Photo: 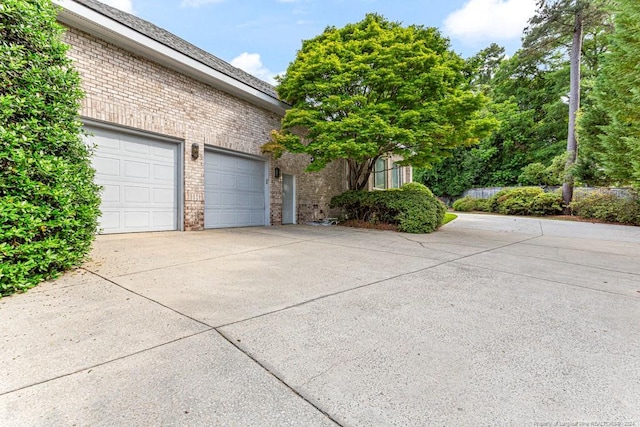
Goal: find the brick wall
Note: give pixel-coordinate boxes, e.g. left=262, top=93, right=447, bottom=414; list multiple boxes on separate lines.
left=64, top=28, right=343, bottom=230
left=269, top=155, right=346, bottom=225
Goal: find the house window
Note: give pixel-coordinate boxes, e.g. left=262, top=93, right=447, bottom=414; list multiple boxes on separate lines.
left=374, top=158, right=386, bottom=189
left=391, top=163, right=402, bottom=188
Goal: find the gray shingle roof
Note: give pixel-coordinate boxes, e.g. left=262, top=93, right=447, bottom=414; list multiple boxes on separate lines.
left=71, top=0, right=279, bottom=100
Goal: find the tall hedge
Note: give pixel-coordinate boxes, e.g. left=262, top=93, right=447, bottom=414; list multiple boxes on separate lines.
left=0, top=0, right=101, bottom=296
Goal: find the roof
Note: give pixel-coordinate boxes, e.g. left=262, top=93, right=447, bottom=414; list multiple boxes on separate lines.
left=65, top=0, right=279, bottom=101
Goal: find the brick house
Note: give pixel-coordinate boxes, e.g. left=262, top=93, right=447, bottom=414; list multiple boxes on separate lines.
left=54, top=0, right=411, bottom=233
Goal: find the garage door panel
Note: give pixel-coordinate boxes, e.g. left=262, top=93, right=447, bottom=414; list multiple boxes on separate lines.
left=86, top=125, right=179, bottom=234
left=91, top=131, right=120, bottom=151
left=153, top=164, right=174, bottom=181
left=220, top=173, right=236, bottom=189
left=123, top=211, right=150, bottom=229
left=251, top=195, right=264, bottom=208
left=152, top=142, right=176, bottom=159
left=124, top=186, right=150, bottom=204
left=237, top=194, right=252, bottom=208
left=93, top=157, right=121, bottom=177
left=101, top=185, right=120, bottom=203
left=250, top=211, right=264, bottom=225
left=220, top=192, right=237, bottom=207
left=204, top=150, right=266, bottom=228
left=152, top=211, right=176, bottom=227
left=99, top=211, right=120, bottom=231
left=236, top=212, right=250, bottom=225
left=251, top=176, right=263, bottom=189
left=153, top=188, right=175, bottom=204
left=124, top=137, right=151, bottom=155
left=124, top=160, right=150, bottom=179
left=237, top=175, right=251, bottom=189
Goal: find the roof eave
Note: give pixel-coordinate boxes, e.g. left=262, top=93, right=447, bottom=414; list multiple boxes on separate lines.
left=53, top=0, right=288, bottom=116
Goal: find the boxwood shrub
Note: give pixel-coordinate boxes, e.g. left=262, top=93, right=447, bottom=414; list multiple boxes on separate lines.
left=1, top=0, right=101, bottom=296
left=330, top=183, right=446, bottom=233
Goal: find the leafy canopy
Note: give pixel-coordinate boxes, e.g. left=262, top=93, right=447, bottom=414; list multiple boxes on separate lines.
left=0, top=0, right=101, bottom=296
left=272, top=14, right=495, bottom=190
left=579, top=0, right=640, bottom=187
left=417, top=1, right=615, bottom=197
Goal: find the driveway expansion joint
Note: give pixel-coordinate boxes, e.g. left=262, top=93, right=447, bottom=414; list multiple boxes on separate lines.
left=82, top=268, right=214, bottom=329
left=214, top=328, right=344, bottom=427
left=453, top=260, right=640, bottom=299
left=0, top=329, right=214, bottom=397
left=216, top=234, right=543, bottom=330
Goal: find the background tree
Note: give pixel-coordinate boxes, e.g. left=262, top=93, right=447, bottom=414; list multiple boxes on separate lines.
left=523, top=0, right=613, bottom=204
left=418, top=45, right=570, bottom=195
left=270, top=14, right=495, bottom=191
left=417, top=1, right=614, bottom=199
left=0, top=0, right=101, bottom=296
left=579, top=0, right=640, bottom=187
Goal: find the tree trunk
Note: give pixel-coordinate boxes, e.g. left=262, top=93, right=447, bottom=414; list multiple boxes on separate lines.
left=347, top=158, right=375, bottom=191
left=563, top=7, right=583, bottom=208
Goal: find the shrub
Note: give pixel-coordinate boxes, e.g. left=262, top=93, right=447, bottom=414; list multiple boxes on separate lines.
left=475, top=198, right=490, bottom=212
left=518, top=154, right=567, bottom=186
left=530, top=192, right=564, bottom=215
left=570, top=191, right=640, bottom=225
left=400, top=182, right=435, bottom=196
left=0, top=0, right=101, bottom=296
left=452, top=196, right=478, bottom=212
left=330, top=183, right=445, bottom=233
left=518, top=163, right=550, bottom=186
left=489, top=187, right=564, bottom=216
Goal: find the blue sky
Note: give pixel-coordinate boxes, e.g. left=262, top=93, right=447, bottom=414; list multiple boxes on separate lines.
left=100, top=0, right=537, bottom=84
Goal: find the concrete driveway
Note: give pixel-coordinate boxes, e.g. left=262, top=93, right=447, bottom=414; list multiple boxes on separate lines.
left=1, top=213, right=639, bottom=426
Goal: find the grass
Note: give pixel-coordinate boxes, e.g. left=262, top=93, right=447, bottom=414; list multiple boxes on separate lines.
left=442, top=212, right=457, bottom=225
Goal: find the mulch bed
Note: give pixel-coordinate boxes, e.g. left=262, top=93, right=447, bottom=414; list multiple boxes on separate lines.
left=339, top=219, right=398, bottom=231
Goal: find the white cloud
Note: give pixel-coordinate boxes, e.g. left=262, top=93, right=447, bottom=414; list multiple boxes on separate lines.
left=180, top=0, right=225, bottom=7
left=99, top=0, right=134, bottom=13
left=444, top=0, right=537, bottom=43
left=230, top=52, right=280, bottom=85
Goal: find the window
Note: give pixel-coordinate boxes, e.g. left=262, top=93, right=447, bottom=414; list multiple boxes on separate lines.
left=374, top=158, right=386, bottom=189
left=391, top=163, right=402, bottom=188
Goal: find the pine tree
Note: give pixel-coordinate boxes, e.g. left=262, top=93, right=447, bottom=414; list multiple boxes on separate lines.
left=580, top=0, right=640, bottom=187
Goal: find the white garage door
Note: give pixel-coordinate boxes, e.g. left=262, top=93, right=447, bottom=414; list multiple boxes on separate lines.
left=204, top=150, right=266, bottom=228
left=86, top=126, right=179, bottom=234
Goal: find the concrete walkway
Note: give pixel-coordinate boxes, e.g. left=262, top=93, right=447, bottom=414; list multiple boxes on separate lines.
left=1, top=214, right=639, bottom=426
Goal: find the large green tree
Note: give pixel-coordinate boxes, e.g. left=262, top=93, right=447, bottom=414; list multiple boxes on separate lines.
left=271, top=14, right=495, bottom=191
left=523, top=0, right=613, bottom=204
left=579, top=0, right=640, bottom=187
left=0, top=0, right=101, bottom=295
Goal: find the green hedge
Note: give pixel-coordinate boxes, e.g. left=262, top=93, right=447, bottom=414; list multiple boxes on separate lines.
left=330, top=183, right=446, bottom=233
left=570, top=192, right=640, bottom=225
left=452, top=196, right=489, bottom=212
left=489, top=187, right=564, bottom=216
left=453, top=187, right=564, bottom=216
left=1, top=0, right=101, bottom=296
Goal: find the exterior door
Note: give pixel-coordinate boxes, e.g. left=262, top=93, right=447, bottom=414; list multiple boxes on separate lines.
left=282, top=174, right=295, bottom=224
